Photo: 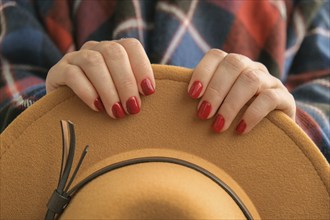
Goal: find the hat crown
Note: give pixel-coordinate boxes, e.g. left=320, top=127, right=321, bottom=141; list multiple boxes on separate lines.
left=61, top=158, right=250, bottom=219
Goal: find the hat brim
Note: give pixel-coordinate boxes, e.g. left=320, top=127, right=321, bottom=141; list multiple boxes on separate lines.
left=1, top=65, right=329, bottom=219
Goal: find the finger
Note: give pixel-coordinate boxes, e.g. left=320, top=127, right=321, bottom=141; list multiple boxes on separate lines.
left=236, top=88, right=296, bottom=134
left=47, top=63, right=101, bottom=112
left=197, top=53, right=252, bottom=120
left=188, top=49, right=227, bottom=99
left=80, top=41, right=99, bottom=50
left=66, top=50, right=126, bottom=119
left=94, top=41, right=141, bottom=114
left=117, top=38, right=155, bottom=96
left=46, top=64, right=65, bottom=93
left=212, top=68, right=278, bottom=133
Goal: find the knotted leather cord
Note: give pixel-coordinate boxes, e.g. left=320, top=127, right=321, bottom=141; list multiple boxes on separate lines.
left=45, top=121, right=253, bottom=220
left=45, top=121, right=88, bottom=220
left=58, top=121, right=69, bottom=187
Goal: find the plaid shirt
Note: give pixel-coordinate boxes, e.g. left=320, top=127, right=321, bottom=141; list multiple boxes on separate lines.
left=0, top=0, right=329, bottom=162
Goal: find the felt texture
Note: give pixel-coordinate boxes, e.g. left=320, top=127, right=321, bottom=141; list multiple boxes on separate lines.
left=60, top=149, right=260, bottom=219
left=61, top=157, right=248, bottom=219
left=0, top=64, right=329, bottom=219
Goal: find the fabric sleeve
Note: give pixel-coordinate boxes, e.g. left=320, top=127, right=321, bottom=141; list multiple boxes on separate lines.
left=285, top=1, right=330, bottom=162
left=0, top=0, right=72, bottom=132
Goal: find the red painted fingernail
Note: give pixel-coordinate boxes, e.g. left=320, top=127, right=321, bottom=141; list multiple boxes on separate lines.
left=112, top=102, right=125, bottom=118
left=212, top=114, right=225, bottom=133
left=188, top=81, right=203, bottom=99
left=126, top=96, right=140, bottom=114
left=94, top=97, right=104, bottom=112
left=197, top=101, right=212, bottom=119
left=141, top=78, right=155, bottom=95
left=236, top=120, right=247, bottom=134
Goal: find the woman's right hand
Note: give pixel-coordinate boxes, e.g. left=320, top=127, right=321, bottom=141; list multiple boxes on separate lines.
left=46, top=38, right=155, bottom=119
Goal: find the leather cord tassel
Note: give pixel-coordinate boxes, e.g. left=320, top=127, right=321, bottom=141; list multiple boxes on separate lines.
left=45, top=121, right=89, bottom=220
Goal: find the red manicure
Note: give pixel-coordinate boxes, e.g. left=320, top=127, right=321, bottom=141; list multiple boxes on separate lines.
left=112, top=102, right=125, bottom=119
left=126, top=96, right=140, bottom=114
left=236, top=120, right=247, bottom=134
left=94, top=97, right=105, bottom=112
left=197, top=101, right=212, bottom=119
left=212, top=114, right=225, bottom=133
left=141, top=78, right=155, bottom=95
left=188, top=81, right=203, bottom=99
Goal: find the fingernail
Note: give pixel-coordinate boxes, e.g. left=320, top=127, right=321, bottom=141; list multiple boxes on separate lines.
left=94, top=97, right=105, bottom=112
left=112, top=102, right=125, bottom=118
left=197, top=101, right=212, bottom=119
left=188, top=81, right=203, bottom=99
left=236, top=120, right=247, bottom=134
left=126, top=96, right=140, bottom=114
left=141, top=78, right=155, bottom=95
left=212, top=114, right=225, bottom=133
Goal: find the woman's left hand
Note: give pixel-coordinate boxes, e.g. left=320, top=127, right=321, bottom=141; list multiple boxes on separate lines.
left=188, top=49, right=296, bottom=134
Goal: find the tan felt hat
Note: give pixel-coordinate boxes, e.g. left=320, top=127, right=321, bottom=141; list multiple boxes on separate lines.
left=1, top=65, right=329, bottom=219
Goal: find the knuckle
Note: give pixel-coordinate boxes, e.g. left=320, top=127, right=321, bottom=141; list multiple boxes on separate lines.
left=121, top=38, right=142, bottom=48
left=116, top=78, right=136, bottom=90
left=275, top=78, right=284, bottom=87
left=288, top=93, right=295, bottom=103
left=241, top=69, right=260, bottom=85
left=223, top=53, right=248, bottom=71
left=206, top=84, right=223, bottom=98
left=101, top=41, right=126, bottom=60
left=255, top=62, right=268, bottom=72
left=80, top=50, right=103, bottom=65
left=63, top=52, right=74, bottom=61
left=81, top=41, right=97, bottom=49
left=207, top=49, right=226, bottom=58
left=284, top=91, right=296, bottom=106
left=221, top=101, right=238, bottom=115
left=134, top=62, right=151, bottom=76
left=268, top=74, right=282, bottom=86
left=246, top=106, right=261, bottom=120
left=262, top=90, right=278, bottom=104
left=47, top=65, right=57, bottom=76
